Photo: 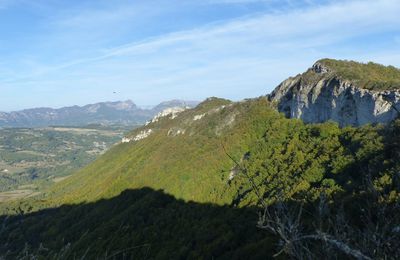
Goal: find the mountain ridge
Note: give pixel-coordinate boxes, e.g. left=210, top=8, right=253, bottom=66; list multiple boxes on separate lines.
left=0, top=99, right=199, bottom=128
left=25, top=59, right=400, bottom=205
left=2, top=90, right=399, bottom=259
left=1, top=59, right=399, bottom=259
left=268, top=59, right=400, bottom=126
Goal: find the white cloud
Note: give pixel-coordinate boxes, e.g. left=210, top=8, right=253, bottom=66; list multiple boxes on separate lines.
left=1, top=0, right=400, bottom=109
left=79, top=0, right=396, bottom=56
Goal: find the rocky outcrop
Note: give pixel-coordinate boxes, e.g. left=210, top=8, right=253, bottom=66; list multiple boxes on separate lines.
left=268, top=61, right=400, bottom=126
left=146, top=107, right=188, bottom=125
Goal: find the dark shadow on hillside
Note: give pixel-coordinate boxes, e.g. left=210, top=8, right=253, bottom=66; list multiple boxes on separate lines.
left=0, top=188, right=275, bottom=259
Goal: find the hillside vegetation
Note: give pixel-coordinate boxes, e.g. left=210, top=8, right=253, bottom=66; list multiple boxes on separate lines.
left=318, top=58, right=400, bottom=90
left=0, top=96, right=399, bottom=259
left=41, top=98, right=265, bottom=205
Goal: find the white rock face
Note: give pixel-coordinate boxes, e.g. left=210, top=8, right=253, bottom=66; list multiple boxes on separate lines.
left=133, top=129, right=153, bottom=141
left=269, top=63, right=400, bottom=126
left=146, top=107, right=187, bottom=125
left=121, top=137, right=131, bottom=143
left=228, top=168, right=238, bottom=181
left=122, top=129, right=153, bottom=143
left=193, top=114, right=205, bottom=121
left=192, top=105, right=227, bottom=122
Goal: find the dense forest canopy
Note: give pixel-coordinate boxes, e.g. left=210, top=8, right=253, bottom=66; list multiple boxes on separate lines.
left=317, top=59, right=400, bottom=90
left=0, top=97, right=399, bottom=259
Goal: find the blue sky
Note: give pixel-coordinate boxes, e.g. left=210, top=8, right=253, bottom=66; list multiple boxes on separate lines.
left=0, top=0, right=399, bottom=111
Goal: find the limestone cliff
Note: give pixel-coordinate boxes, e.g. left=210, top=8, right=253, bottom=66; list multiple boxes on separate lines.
left=268, top=59, right=400, bottom=126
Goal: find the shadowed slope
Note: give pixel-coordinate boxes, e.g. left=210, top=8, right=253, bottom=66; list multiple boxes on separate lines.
left=0, top=188, right=274, bottom=259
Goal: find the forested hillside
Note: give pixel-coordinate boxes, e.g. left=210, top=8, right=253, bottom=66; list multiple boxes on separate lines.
left=317, top=59, right=400, bottom=90
left=1, top=0, right=399, bottom=256
left=0, top=97, right=399, bottom=259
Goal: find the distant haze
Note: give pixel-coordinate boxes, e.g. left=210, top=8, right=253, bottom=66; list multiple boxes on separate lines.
left=0, top=100, right=199, bottom=128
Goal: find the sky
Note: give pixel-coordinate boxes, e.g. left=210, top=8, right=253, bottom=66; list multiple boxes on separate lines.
left=0, top=0, right=399, bottom=111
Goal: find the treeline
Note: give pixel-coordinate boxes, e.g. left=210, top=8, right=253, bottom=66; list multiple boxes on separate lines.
left=318, top=58, right=400, bottom=90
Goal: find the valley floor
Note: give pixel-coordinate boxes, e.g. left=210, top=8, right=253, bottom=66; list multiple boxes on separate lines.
left=0, top=126, right=130, bottom=199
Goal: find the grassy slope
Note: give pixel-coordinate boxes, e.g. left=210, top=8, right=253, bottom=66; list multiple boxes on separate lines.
left=42, top=98, right=278, bottom=206
left=21, top=96, right=400, bottom=208
left=317, top=58, right=400, bottom=90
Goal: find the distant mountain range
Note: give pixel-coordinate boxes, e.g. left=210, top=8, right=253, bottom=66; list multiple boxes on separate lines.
left=0, top=100, right=199, bottom=128
left=1, top=59, right=400, bottom=258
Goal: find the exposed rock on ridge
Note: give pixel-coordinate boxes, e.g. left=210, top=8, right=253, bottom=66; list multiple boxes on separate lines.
left=268, top=60, right=400, bottom=126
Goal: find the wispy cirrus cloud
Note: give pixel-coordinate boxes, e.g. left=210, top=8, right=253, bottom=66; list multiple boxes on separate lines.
left=15, top=0, right=398, bottom=75
left=0, top=0, right=399, bottom=110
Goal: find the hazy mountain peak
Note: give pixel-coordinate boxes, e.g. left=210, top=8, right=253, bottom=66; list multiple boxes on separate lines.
left=0, top=100, right=198, bottom=128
